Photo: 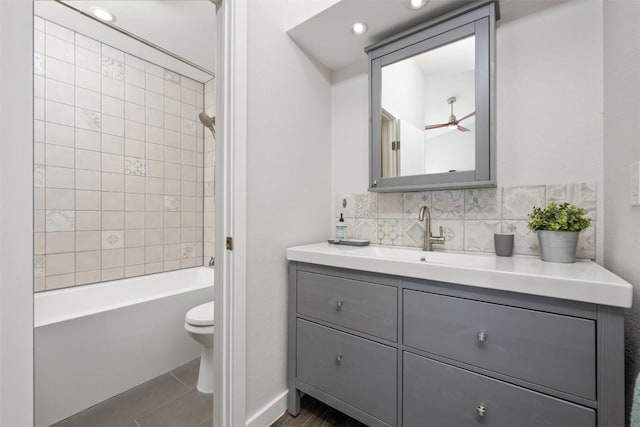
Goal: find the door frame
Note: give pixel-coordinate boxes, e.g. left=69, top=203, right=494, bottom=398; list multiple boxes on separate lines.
left=214, top=0, right=248, bottom=426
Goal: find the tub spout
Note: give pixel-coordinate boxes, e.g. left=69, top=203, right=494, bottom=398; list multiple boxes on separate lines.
left=208, top=257, right=215, bottom=267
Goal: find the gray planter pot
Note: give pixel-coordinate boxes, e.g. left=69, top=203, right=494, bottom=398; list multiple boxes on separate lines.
left=536, top=230, right=579, bottom=263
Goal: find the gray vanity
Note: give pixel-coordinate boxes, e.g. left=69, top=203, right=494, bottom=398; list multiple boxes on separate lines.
left=287, top=244, right=631, bottom=427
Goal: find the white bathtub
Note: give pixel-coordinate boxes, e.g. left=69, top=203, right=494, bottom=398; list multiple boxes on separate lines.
left=34, top=267, right=214, bottom=427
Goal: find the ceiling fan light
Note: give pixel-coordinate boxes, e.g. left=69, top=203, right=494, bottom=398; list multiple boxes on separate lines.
left=447, top=123, right=458, bottom=130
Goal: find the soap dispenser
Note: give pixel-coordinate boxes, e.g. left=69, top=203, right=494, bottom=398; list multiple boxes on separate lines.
left=336, top=213, right=348, bottom=241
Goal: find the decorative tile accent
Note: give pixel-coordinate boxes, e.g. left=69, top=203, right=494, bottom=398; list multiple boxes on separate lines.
left=464, top=220, right=501, bottom=252
left=377, top=219, right=403, bottom=246
left=76, top=108, right=102, bottom=131
left=34, top=165, right=45, bottom=187
left=431, top=190, right=465, bottom=219
left=102, top=57, right=124, bottom=80
left=402, top=219, right=425, bottom=248
left=502, top=185, right=545, bottom=220
left=34, top=53, right=45, bottom=75
left=125, top=157, right=146, bottom=176
left=165, top=70, right=181, bottom=85
left=355, top=219, right=377, bottom=242
left=164, top=195, right=181, bottom=211
left=355, top=193, right=377, bottom=219
left=378, top=193, right=403, bottom=219
left=34, top=255, right=46, bottom=277
left=432, top=220, right=464, bottom=251
left=576, top=221, right=596, bottom=259
left=102, top=230, right=124, bottom=250
left=181, top=243, right=195, bottom=259
left=46, top=210, right=75, bottom=232
left=502, top=220, right=539, bottom=256
left=402, top=191, right=431, bottom=219
left=546, top=182, right=597, bottom=220
left=465, top=188, right=500, bottom=219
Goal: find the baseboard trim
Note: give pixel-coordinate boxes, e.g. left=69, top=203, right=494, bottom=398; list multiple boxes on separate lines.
left=245, top=390, right=288, bottom=427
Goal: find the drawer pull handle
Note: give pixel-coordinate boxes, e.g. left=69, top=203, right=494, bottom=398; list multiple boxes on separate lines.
left=336, top=354, right=343, bottom=362
left=336, top=299, right=343, bottom=310
left=477, top=331, right=487, bottom=342
left=476, top=405, right=486, bottom=417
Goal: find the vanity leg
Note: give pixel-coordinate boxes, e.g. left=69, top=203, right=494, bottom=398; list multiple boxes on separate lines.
left=287, top=388, right=301, bottom=416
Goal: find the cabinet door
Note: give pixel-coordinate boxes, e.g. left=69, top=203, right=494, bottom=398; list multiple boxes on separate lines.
left=297, top=271, right=397, bottom=341
left=403, top=352, right=596, bottom=427
left=403, top=290, right=595, bottom=399
left=297, top=319, right=397, bottom=425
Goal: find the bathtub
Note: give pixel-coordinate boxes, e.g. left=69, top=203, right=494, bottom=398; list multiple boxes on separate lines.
left=34, top=266, right=214, bottom=427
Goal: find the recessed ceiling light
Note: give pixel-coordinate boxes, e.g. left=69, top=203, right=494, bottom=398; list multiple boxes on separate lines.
left=408, top=0, right=429, bottom=10
left=91, top=7, right=115, bottom=22
left=351, top=21, right=368, bottom=35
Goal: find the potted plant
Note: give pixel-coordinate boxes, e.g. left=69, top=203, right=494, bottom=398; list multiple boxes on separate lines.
left=527, top=202, right=591, bottom=263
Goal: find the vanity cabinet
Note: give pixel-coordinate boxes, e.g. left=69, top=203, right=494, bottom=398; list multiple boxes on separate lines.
left=288, top=262, right=624, bottom=427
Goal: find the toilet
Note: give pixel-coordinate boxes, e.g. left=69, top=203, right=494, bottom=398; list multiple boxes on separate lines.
left=184, top=301, right=214, bottom=394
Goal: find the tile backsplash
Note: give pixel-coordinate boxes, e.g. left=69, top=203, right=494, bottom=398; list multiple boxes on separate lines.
left=34, top=17, right=210, bottom=291
left=335, top=183, right=597, bottom=259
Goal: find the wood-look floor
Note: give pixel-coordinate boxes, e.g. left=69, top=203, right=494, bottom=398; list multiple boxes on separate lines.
left=51, top=358, right=212, bottom=427
left=271, top=395, right=367, bottom=427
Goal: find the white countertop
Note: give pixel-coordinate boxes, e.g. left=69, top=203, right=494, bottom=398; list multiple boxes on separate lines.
left=287, top=243, right=633, bottom=308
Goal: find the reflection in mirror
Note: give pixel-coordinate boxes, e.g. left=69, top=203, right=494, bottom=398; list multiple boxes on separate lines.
left=381, top=35, right=475, bottom=177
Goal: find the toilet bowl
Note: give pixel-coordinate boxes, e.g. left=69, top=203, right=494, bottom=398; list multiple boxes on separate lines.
left=184, top=301, right=214, bottom=393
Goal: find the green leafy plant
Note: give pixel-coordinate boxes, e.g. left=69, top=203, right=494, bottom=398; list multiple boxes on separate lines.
left=527, top=202, right=591, bottom=232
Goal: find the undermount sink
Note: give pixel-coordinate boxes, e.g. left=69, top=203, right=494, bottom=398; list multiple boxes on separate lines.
left=348, top=246, right=497, bottom=268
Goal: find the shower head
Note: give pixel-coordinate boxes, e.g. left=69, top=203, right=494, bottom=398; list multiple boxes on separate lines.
left=199, top=113, right=216, bottom=138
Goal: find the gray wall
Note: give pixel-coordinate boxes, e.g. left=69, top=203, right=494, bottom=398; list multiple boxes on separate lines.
left=603, top=0, right=640, bottom=422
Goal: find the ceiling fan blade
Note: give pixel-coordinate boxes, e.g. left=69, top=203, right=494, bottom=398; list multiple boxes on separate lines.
left=424, top=123, right=448, bottom=130
left=457, top=125, right=471, bottom=132
left=458, top=111, right=476, bottom=122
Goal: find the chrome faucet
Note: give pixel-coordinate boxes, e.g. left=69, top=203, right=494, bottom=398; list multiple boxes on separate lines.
left=418, top=206, right=445, bottom=251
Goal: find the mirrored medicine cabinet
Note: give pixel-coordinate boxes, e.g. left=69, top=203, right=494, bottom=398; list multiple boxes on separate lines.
left=367, top=0, right=498, bottom=192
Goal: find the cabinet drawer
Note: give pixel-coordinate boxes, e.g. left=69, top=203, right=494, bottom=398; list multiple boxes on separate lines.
left=403, top=352, right=595, bottom=427
left=403, top=290, right=595, bottom=399
left=297, top=271, right=397, bottom=341
left=296, top=319, right=397, bottom=426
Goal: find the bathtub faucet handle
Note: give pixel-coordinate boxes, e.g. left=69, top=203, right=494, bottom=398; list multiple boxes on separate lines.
left=208, top=257, right=215, bottom=267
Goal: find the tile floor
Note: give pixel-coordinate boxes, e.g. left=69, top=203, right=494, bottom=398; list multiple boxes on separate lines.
left=271, top=395, right=365, bottom=427
left=52, top=358, right=212, bottom=427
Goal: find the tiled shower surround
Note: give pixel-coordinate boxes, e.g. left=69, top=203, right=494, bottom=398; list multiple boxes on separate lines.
left=335, top=183, right=597, bottom=259
left=33, top=17, right=213, bottom=291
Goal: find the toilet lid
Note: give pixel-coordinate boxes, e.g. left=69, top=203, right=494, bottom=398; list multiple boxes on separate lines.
left=186, top=302, right=214, bottom=326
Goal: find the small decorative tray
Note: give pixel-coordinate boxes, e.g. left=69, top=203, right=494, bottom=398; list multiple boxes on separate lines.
left=327, top=239, right=370, bottom=246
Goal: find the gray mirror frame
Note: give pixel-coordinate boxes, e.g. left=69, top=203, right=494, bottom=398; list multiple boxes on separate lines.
left=367, top=0, right=498, bottom=192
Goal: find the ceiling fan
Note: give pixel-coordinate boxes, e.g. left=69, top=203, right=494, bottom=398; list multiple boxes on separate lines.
left=424, top=96, right=475, bottom=132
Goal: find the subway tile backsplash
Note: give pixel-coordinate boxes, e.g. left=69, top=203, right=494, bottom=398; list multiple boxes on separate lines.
left=336, top=183, right=597, bottom=259
left=34, top=17, right=213, bottom=291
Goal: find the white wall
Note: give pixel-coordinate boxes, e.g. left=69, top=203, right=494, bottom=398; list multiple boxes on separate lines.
left=245, top=0, right=332, bottom=423
left=382, top=57, right=425, bottom=130
left=0, top=0, right=34, bottom=425
left=331, top=61, right=370, bottom=197
left=603, top=0, right=640, bottom=418
left=330, top=0, right=605, bottom=256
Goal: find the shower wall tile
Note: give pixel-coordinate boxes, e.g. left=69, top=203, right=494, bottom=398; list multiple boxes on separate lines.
left=341, top=182, right=597, bottom=259
left=76, top=270, right=101, bottom=286
left=35, top=17, right=207, bottom=291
